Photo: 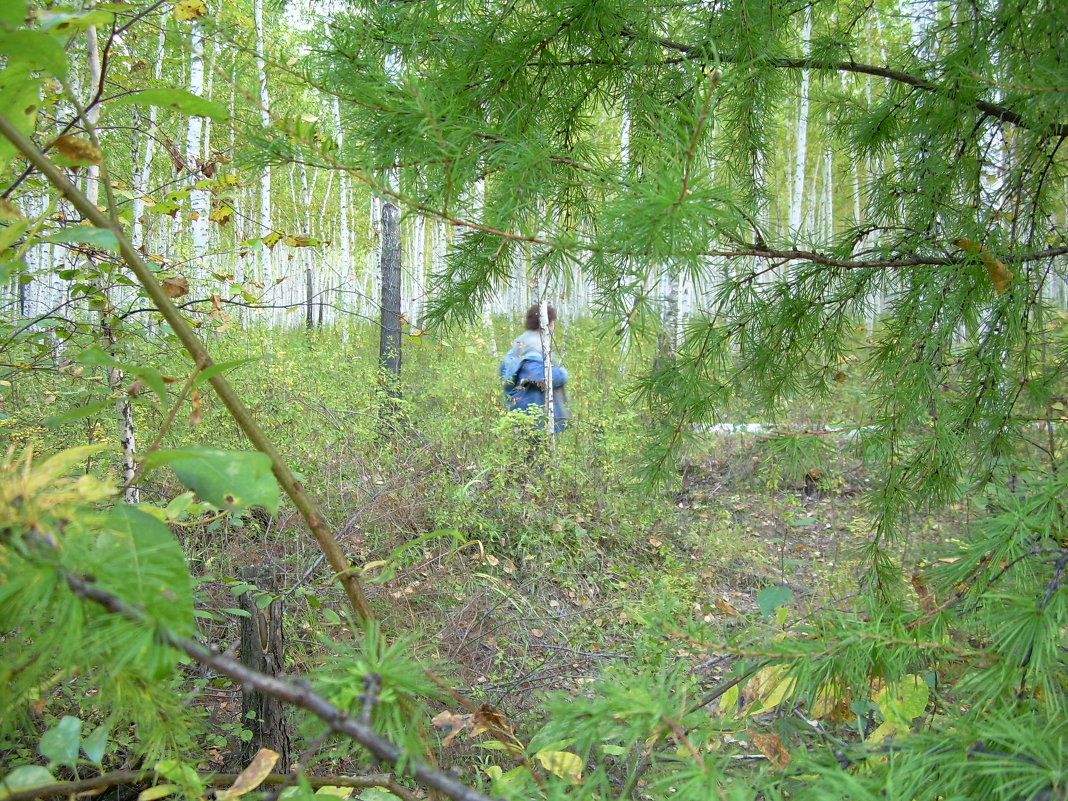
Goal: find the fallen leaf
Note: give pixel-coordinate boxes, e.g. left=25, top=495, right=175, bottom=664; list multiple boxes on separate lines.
left=431, top=709, right=470, bottom=746
left=138, top=785, right=181, bottom=801
left=216, top=748, right=278, bottom=800
left=749, top=732, right=792, bottom=770
left=471, top=704, right=513, bottom=739
left=534, top=750, right=583, bottom=783
left=313, top=788, right=352, bottom=799
left=715, top=597, right=741, bottom=616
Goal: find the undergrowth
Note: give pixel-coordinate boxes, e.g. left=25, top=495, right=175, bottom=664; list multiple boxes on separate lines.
left=2, top=319, right=1065, bottom=801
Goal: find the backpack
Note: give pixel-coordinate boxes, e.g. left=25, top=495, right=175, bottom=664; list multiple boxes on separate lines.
left=499, top=351, right=525, bottom=390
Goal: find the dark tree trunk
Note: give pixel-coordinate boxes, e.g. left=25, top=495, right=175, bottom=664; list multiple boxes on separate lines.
left=237, top=565, right=290, bottom=772
left=305, top=266, right=314, bottom=329
left=378, top=198, right=402, bottom=382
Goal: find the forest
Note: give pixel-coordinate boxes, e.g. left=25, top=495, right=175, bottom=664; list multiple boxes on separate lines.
left=1, top=0, right=1067, bottom=800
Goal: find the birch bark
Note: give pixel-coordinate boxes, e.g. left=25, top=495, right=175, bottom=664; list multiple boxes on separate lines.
left=186, top=21, right=210, bottom=262
left=88, top=27, right=138, bottom=502
left=788, top=7, right=812, bottom=241
left=254, top=0, right=272, bottom=286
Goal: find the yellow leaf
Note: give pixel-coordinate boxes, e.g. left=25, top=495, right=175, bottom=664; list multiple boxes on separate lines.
left=743, top=665, right=795, bottom=714
left=954, top=237, right=1013, bottom=294
left=865, top=720, right=898, bottom=745
left=216, top=748, right=279, bottom=800
left=534, top=750, right=583, bottom=783
left=27, top=445, right=107, bottom=495
left=137, top=785, right=182, bottom=801
left=314, top=788, right=352, bottom=799
left=172, top=0, right=207, bottom=21
left=52, top=135, right=102, bottom=166
left=262, top=232, right=283, bottom=249
left=208, top=205, right=233, bottom=225
left=713, top=683, right=739, bottom=718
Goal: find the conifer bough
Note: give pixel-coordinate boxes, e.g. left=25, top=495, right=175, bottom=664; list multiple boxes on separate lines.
left=0, top=113, right=374, bottom=623
left=62, top=571, right=495, bottom=801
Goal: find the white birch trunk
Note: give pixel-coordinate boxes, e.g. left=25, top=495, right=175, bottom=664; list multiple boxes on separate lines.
left=255, top=0, right=273, bottom=286
left=788, top=7, right=812, bottom=241
left=87, top=27, right=138, bottom=502
left=131, top=28, right=166, bottom=251
left=333, top=96, right=352, bottom=318
left=187, top=22, right=210, bottom=262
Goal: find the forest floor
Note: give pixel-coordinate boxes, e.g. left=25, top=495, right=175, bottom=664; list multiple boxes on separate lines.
left=183, top=425, right=965, bottom=775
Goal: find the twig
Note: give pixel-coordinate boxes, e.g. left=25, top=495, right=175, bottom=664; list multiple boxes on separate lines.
left=120, top=356, right=205, bottom=495
left=59, top=570, right=496, bottom=801
left=0, top=770, right=420, bottom=801
left=0, top=112, right=374, bottom=624
left=359, top=672, right=382, bottom=727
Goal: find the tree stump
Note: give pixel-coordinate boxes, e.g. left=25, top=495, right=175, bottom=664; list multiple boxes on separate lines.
left=237, top=564, right=291, bottom=772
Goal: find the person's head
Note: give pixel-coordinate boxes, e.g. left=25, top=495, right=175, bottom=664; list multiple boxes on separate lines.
left=525, top=304, right=557, bottom=331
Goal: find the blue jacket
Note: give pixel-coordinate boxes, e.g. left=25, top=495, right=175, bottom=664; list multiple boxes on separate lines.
left=500, top=344, right=569, bottom=432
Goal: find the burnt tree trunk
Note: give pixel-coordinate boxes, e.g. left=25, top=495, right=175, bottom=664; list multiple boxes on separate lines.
left=238, top=565, right=291, bottom=771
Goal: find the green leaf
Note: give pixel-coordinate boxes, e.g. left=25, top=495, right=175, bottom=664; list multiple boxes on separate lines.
left=39, top=9, right=113, bottom=33
left=44, top=398, right=114, bottom=427
left=144, top=447, right=280, bottom=513
left=97, top=506, right=194, bottom=637
left=0, top=0, right=28, bottom=27
left=0, top=219, right=30, bottom=253
left=39, top=715, right=81, bottom=766
left=0, top=30, right=67, bottom=79
left=81, top=723, right=109, bottom=764
left=113, top=89, right=230, bottom=122
left=164, top=491, right=196, bottom=521
left=128, top=364, right=167, bottom=402
left=0, top=260, right=25, bottom=283
left=193, top=358, right=256, bottom=388
left=756, top=585, right=793, bottom=617
left=41, top=226, right=120, bottom=253
left=0, top=67, right=40, bottom=174
left=0, top=766, right=56, bottom=799
left=874, top=674, right=929, bottom=726
left=77, top=345, right=122, bottom=368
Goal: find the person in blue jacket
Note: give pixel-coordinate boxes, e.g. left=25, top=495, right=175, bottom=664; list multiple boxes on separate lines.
left=500, top=304, right=570, bottom=432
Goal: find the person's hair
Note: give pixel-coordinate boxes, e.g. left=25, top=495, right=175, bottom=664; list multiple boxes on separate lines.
left=525, top=303, right=557, bottom=331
